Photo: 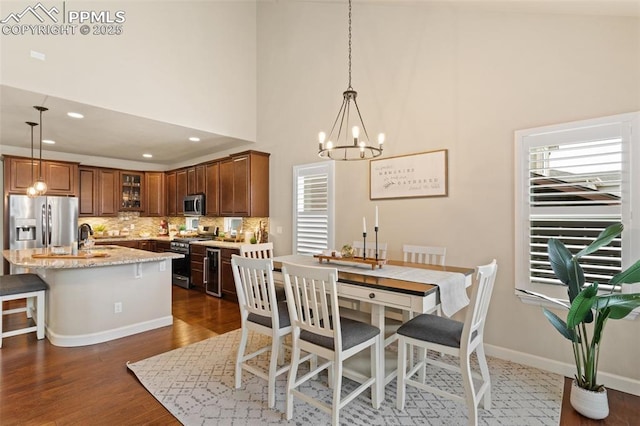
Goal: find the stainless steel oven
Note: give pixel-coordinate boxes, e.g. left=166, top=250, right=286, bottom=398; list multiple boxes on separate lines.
left=170, top=239, right=192, bottom=288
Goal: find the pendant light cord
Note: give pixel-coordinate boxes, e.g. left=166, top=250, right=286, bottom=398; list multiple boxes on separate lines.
left=38, top=108, right=43, bottom=180
left=347, top=0, right=352, bottom=90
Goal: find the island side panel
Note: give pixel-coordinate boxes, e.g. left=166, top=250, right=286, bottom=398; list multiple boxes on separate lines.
left=41, top=260, right=173, bottom=347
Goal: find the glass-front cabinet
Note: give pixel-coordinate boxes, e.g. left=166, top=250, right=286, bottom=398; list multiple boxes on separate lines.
left=120, top=171, right=144, bottom=211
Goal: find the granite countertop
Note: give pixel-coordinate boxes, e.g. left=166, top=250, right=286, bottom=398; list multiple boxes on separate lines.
left=190, top=240, right=244, bottom=249
left=2, top=246, right=183, bottom=269
left=93, top=235, right=172, bottom=242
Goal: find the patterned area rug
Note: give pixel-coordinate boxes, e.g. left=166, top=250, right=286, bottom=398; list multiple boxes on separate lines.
left=127, top=329, right=562, bottom=425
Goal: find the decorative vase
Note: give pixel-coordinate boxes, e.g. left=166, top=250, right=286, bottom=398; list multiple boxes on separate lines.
left=570, top=380, right=609, bottom=420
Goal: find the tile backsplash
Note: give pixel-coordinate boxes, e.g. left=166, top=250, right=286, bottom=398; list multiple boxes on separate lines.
left=79, top=212, right=269, bottom=240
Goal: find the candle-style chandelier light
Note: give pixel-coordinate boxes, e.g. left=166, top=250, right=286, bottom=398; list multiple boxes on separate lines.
left=317, top=0, right=385, bottom=161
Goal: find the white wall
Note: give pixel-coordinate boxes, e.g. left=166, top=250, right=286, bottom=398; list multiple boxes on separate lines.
left=256, top=2, right=640, bottom=390
left=0, top=0, right=257, bottom=141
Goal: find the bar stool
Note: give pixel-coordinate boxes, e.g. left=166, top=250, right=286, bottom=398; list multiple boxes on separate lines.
left=0, top=273, right=48, bottom=348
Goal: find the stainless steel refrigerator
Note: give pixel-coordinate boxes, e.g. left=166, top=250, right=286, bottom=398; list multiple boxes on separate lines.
left=9, top=195, right=78, bottom=250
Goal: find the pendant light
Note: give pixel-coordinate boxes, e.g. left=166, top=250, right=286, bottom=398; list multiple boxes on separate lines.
left=317, top=0, right=385, bottom=161
left=33, top=106, right=48, bottom=195
left=25, top=121, right=39, bottom=198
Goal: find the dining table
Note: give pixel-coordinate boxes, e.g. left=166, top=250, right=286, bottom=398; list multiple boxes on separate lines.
left=272, top=254, right=475, bottom=404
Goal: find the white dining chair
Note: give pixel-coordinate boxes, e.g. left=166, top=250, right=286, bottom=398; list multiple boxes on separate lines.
left=402, top=244, right=446, bottom=266
left=231, top=255, right=291, bottom=408
left=396, top=259, right=498, bottom=425
left=282, top=262, right=381, bottom=426
left=352, top=240, right=387, bottom=259
left=239, top=242, right=274, bottom=259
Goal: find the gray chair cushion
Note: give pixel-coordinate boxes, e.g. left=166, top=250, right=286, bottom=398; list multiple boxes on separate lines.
left=0, top=273, right=48, bottom=296
left=248, top=300, right=291, bottom=329
left=300, top=317, right=380, bottom=351
left=397, top=313, right=467, bottom=348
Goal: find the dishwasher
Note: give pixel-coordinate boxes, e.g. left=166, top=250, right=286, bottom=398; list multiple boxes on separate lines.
left=204, top=248, right=222, bottom=297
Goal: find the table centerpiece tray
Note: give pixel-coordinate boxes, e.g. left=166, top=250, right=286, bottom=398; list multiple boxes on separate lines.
left=313, top=254, right=386, bottom=270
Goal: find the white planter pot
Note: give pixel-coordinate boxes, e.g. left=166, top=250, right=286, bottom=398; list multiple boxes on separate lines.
left=570, top=380, right=609, bottom=420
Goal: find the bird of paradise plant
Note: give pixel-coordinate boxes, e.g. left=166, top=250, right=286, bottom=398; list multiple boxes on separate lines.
left=519, top=223, right=640, bottom=391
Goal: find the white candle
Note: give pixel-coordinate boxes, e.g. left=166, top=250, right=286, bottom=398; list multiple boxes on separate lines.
left=375, top=206, right=379, bottom=227
left=363, top=217, right=366, bottom=233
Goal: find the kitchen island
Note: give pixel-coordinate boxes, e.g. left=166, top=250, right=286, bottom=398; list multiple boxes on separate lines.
left=2, top=246, right=183, bottom=347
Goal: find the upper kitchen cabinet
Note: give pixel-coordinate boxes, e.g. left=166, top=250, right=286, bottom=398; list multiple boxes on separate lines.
left=165, top=171, right=177, bottom=216
left=176, top=169, right=187, bottom=215
left=205, top=161, right=220, bottom=217
left=186, top=165, right=206, bottom=194
left=219, top=151, right=270, bottom=217
left=143, top=172, right=165, bottom=217
left=3, top=155, right=78, bottom=196
left=78, top=166, right=118, bottom=217
left=119, top=171, right=144, bottom=211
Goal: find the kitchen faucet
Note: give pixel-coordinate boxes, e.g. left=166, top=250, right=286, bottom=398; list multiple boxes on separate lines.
left=78, top=223, right=93, bottom=248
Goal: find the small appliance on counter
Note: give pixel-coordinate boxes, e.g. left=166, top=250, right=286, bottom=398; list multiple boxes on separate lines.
left=158, top=220, right=169, bottom=236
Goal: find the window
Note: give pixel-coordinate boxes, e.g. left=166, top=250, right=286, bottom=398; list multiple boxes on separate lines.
left=292, top=161, right=335, bottom=255
left=515, top=112, right=640, bottom=302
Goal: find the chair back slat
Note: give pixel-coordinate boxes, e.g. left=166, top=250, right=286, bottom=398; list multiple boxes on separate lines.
left=231, top=255, right=279, bottom=327
left=282, top=262, right=341, bottom=350
left=463, top=259, right=498, bottom=343
left=402, top=244, right=446, bottom=266
left=240, top=242, right=274, bottom=259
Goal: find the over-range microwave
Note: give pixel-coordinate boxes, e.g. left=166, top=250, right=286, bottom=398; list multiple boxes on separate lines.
left=183, top=194, right=205, bottom=216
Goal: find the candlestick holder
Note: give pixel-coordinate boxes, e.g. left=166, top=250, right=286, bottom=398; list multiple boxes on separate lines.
left=374, top=226, right=379, bottom=260
left=362, top=232, right=367, bottom=260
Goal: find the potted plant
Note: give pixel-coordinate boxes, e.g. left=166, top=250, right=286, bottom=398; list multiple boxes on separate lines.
left=518, top=223, right=640, bottom=419
left=93, top=224, right=107, bottom=236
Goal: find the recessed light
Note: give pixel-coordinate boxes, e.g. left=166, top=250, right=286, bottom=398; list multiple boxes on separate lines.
left=143, top=153, right=153, bottom=158
left=42, top=139, right=55, bottom=144
left=189, top=137, right=200, bottom=142
left=67, top=112, right=84, bottom=119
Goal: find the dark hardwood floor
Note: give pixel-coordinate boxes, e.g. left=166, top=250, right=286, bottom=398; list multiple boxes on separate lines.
left=0, top=286, right=241, bottom=425
left=4, top=287, right=638, bottom=425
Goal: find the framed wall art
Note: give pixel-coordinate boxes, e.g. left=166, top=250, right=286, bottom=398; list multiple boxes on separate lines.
left=369, top=149, right=448, bottom=200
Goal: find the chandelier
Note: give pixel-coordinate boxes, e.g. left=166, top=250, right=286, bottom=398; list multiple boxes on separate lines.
left=317, top=0, right=385, bottom=161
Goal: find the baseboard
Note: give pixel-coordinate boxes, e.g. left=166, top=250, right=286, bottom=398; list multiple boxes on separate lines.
left=46, top=316, right=174, bottom=347
left=485, top=344, right=640, bottom=396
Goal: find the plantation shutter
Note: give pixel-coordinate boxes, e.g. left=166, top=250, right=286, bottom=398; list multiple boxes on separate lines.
left=293, top=162, right=334, bottom=255
left=527, top=129, right=623, bottom=287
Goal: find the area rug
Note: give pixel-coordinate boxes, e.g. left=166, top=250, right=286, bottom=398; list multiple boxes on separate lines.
left=127, top=329, right=562, bottom=425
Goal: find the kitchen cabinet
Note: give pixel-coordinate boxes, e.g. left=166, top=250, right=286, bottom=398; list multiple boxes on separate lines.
left=4, top=155, right=78, bottom=196
left=219, top=151, right=270, bottom=217
left=165, top=171, right=177, bottom=216
left=139, top=240, right=155, bottom=252
left=78, top=166, right=118, bottom=217
left=190, top=244, right=206, bottom=289
left=155, top=240, right=172, bottom=253
left=144, top=172, right=165, bottom=217
left=176, top=169, right=187, bottom=215
left=186, top=165, right=206, bottom=195
left=78, top=167, right=97, bottom=216
left=205, top=161, right=220, bottom=217
left=119, top=171, right=144, bottom=211
left=221, top=248, right=239, bottom=300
